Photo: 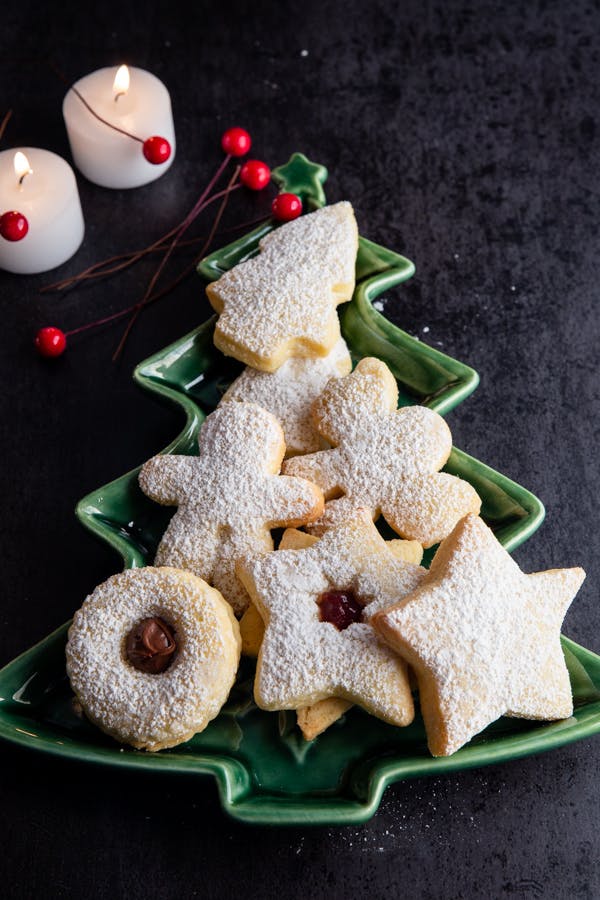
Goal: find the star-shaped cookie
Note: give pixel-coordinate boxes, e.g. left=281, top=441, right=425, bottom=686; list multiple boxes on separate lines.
left=219, top=337, right=352, bottom=456
left=239, top=525, right=423, bottom=739
left=236, top=510, right=427, bottom=725
left=205, top=202, right=358, bottom=372
left=283, top=357, right=481, bottom=546
left=138, top=402, right=324, bottom=615
left=373, top=514, right=586, bottom=756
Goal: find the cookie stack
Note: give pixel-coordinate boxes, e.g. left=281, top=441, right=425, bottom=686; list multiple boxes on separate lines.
left=66, top=203, right=585, bottom=757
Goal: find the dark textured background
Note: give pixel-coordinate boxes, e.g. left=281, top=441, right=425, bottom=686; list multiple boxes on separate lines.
left=1, top=1, right=599, bottom=897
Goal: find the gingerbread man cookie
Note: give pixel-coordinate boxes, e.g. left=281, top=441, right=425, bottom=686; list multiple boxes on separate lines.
left=283, top=357, right=481, bottom=547
left=219, top=337, right=352, bottom=456
left=373, top=514, right=586, bottom=756
left=236, top=510, right=427, bottom=725
left=139, top=402, right=324, bottom=615
left=206, top=202, right=358, bottom=372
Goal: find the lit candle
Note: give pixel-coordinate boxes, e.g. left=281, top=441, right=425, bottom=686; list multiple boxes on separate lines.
left=62, top=65, right=176, bottom=189
left=0, top=148, right=84, bottom=275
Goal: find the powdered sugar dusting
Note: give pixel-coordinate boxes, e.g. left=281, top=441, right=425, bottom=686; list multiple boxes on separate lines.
left=237, top=510, right=427, bottom=724
left=138, top=402, right=324, bottom=615
left=283, top=358, right=481, bottom=546
left=206, top=202, right=358, bottom=370
left=219, top=337, right=352, bottom=455
left=374, top=515, right=585, bottom=755
left=66, top=566, right=241, bottom=750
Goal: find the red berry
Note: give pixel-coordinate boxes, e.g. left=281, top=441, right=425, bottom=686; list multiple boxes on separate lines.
left=239, top=159, right=271, bottom=191
left=142, top=136, right=171, bottom=165
left=318, top=589, right=363, bottom=631
left=0, top=210, right=28, bottom=241
left=272, top=193, right=303, bottom=222
left=221, top=127, right=252, bottom=157
left=35, top=327, right=67, bottom=358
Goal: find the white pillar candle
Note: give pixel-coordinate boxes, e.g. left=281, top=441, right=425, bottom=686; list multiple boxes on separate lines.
left=62, top=65, right=176, bottom=189
left=0, top=148, right=84, bottom=275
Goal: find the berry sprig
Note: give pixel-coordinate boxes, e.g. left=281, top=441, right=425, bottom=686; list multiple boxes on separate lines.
left=67, top=78, right=171, bottom=166
left=35, top=128, right=283, bottom=360
left=39, top=209, right=263, bottom=294
left=45, top=62, right=173, bottom=166
left=111, top=159, right=241, bottom=361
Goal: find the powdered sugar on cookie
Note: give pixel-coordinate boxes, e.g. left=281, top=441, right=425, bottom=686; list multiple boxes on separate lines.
left=236, top=510, right=427, bottom=725
left=373, top=514, right=585, bottom=756
left=206, top=202, right=358, bottom=372
left=66, top=567, right=241, bottom=751
left=138, top=402, right=324, bottom=615
left=283, top=357, right=481, bottom=546
left=219, top=337, right=352, bottom=455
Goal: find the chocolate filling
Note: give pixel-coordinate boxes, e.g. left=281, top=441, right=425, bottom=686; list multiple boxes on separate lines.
left=125, top=617, right=176, bottom=674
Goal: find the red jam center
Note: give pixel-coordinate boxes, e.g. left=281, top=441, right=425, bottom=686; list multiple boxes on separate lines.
left=317, top=589, right=363, bottom=631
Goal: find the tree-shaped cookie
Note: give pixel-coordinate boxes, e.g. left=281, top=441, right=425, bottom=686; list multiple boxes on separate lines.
left=283, top=357, right=481, bottom=547
left=205, top=202, right=358, bottom=372
left=373, top=514, right=586, bottom=756
left=139, top=402, right=324, bottom=615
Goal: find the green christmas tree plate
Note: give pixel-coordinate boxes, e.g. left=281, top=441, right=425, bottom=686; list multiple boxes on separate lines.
left=0, top=155, right=598, bottom=826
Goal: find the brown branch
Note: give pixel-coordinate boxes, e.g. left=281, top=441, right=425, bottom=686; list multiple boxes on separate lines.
left=46, top=59, right=142, bottom=143
left=40, top=183, right=243, bottom=293
left=61, top=213, right=267, bottom=340
left=41, top=212, right=266, bottom=293
left=0, top=109, right=13, bottom=143
left=67, top=84, right=143, bottom=143
left=111, top=166, right=240, bottom=361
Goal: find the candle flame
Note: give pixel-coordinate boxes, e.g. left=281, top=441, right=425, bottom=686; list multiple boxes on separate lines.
left=113, top=65, right=130, bottom=98
left=14, top=151, right=33, bottom=184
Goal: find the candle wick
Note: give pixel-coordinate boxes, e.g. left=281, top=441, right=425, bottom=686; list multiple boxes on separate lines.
left=114, top=92, right=126, bottom=102
left=18, top=170, right=32, bottom=187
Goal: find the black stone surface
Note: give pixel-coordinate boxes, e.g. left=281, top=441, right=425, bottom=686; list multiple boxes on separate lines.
left=1, top=1, right=599, bottom=897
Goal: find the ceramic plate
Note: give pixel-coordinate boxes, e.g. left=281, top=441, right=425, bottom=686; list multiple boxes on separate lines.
left=1, top=155, right=598, bottom=826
